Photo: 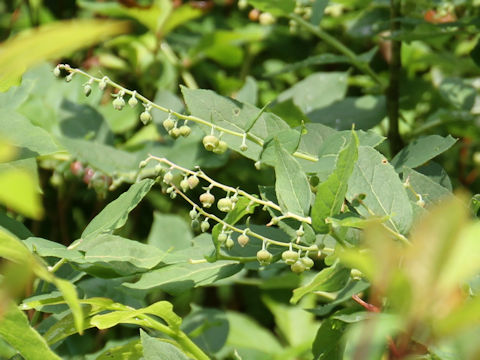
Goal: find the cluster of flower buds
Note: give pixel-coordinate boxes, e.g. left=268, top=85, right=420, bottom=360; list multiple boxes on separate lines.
left=163, top=115, right=191, bottom=139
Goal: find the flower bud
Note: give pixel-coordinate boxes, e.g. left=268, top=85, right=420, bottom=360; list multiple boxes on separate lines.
left=213, top=140, right=228, bottom=154
left=179, top=125, right=191, bottom=137
left=257, top=249, right=273, bottom=265
left=128, top=96, right=138, bottom=107
left=199, top=192, right=215, bottom=208
left=217, top=197, right=233, bottom=212
left=187, top=175, right=199, bottom=189
left=203, top=135, right=219, bottom=151
left=140, top=111, right=152, bottom=125
left=237, top=234, right=249, bottom=247
left=282, top=250, right=299, bottom=265
left=113, top=97, right=125, bottom=111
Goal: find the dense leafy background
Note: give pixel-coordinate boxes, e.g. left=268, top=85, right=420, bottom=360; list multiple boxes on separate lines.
left=1, top=0, right=480, bottom=359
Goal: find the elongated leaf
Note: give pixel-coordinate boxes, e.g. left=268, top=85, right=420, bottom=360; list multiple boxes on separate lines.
left=291, top=261, right=350, bottom=304
left=53, top=278, right=84, bottom=335
left=265, top=54, right=349, bottom=78
left=311, top=0, right=329, bottom=25
left=347, top=146, right=413, bottom=234
left=391, top=135, right=457, bottom=171
left=273, top=140, right=311, bottom=216
left=312, top=318, right=346, bottom=360
left=82, top=179, right=154, bottom=238
left=403, top=167, right=451, bottom=206
left=181, top=87, right=291, bottom=161
left=96, top=339, right=143, bottom=360
left=123, top=261, right=243, bottom=294
left=311, top=131, right=358, bottom=233
left=246, top=0, right=295, bottom=16
left=0, top=211, right=33, bottom=239
left=141, top=330, right=189, bottom=360
left=0, top=19, right=130, bottom=91
left=0, top=301, right=61, bottom=360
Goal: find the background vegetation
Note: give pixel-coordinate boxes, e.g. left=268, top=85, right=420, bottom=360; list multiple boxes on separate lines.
left=1, top=0, right=480, bottom=359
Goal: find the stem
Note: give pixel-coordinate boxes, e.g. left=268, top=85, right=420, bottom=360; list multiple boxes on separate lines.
left=387, top=0, right=404, bottom=155
left=289, top=14, right=384, bottom=89
left=58, top=64, right=318, bottom=163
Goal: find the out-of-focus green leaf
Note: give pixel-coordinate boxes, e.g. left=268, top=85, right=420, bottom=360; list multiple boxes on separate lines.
left=0, top=211, right=32, bottom=239
left=141, top=330, right=189, bottom=360
left=311, top=131, right=358, bottom=233
left=391, top=135, right=457, bottom=171
left=235, top=76, right=258, bottom=105
left=82, top=179, right=154, bottom=239
left=53, top=278, right=83, bottom=336
left=312, top=318, right=346, bottom=360
left=0, top=19, right=130, bottom=91
left=246, top=0, right=295, bottom=16
left=439, top=78, right=476, bottom=110
left=147, top=213, right=193, bottom=252
left=265, top=54, right=349, bottom=78
left=311, top=0, right=329, bottom=25
left=0, top=301, right=61, bottom=360
left=96, top=339, right=143, bottom=360
left=273, top=140, right=311, bottom=216
left=347, top=146, right=413, bottom=234
left=291, top=261, right=351, bottom=304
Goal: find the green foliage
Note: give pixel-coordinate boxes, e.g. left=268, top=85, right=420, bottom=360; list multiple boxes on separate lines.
left=1, top=0, right=480, bottom=359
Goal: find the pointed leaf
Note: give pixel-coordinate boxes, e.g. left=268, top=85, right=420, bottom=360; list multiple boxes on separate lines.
left=141, top=330, right=190, bottom=360
left=273, top=140, right=311, bottom=216
left=311, top=131, right=358, bottom=233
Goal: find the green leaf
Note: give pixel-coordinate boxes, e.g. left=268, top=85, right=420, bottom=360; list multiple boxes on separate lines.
left=235, top=76, right=258, bottom=105
left=310, top=0, right=329, bottom=25
left=96, top=339, right=143, bottom=360
left=123, top=261, right=243, bottom=294
left=265, top=54, right=349, bottom=78
left=403, top=167, right=451, bottom=206
left=75, top=234, right=167, bottom=277
left=307, top=96, right=386, bottom=131
left=0, top=20, right=130, bottom=91
left=0, top=158, right=43, bottom=219
left=347, top=146, right=413, bottom=234
left=141, top=330, right=189, bottom=360
left=246, top=0, right=295, bottom=16
left=82, top=179, right=154, bottom=238
left=311, top=131, right=358, bottom=233
left=0, top=211, right=33, bottom=239
left=439, top=77, right=476, bottom=110
left=0, top=301, right=61, bottom=360
left=269, top=99, right=308, bottom=127
left=0, top=109, right=59, bottom=159
left=260, top=128, right=301, bottom=166
left=273, top=140, right=311, bottom=216
left=147, top=213, right=193, bottom=252
left=24, top=237, right=83, bottom=262
left=290, top=261, right=351, bottom=304
left=391, top=135, right=457, bottom=171
left=312, top=318, right=346, bottom=360
left=471, top=38, right=480, bottom=68
left=53, top=278, right=84, bottom=336
left=181, top=86, right=290, bottom=161
left=276, top=72, right=348, bottom=114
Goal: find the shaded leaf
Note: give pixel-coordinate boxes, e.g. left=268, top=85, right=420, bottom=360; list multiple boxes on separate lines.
left=147, top=213, right=193, bottom=252
left=141, top=330, right=189, bottom=360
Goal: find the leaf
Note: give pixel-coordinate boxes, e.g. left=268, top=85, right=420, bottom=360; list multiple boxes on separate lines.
left=439, top=77, right=476, bottom=110
left=311, top=131, right=358, bottom=233
left=347, top=146, right=413, bottom=234
left=273, top=140, right=311, bottom=216
left=391, top=135, right=457, bottom=171
left=402, top=167, right=451, bottom=206
left=276, top=72, right=348, bottom=114
left=260, top=128, right=301, bottom=166
left=141, top=330, right=189, bottom=360
left=24, top=237, right=83, bottom=262
left=246, top=0, right=295, bottom=16
left=0, top=301, right=61, bottom=360
left=311, top=0, right=329, bottom=25
left=82, top=179, right=154, bottom=239
left=96, top=339, right=143, bottom=360
left=235, top=76, right=258, bottom=105
left=307, top=96, right=386, bottom=131
left=0, top=19, right=130, bottom=91
left=290, top=261, right=351, bottom=304
left=0, top=109, right=59, bottom=159
left=181, top=307, right=229, bottom=354
left=471, top=38, right=480, bottom=68
left=265, top=54, right=349, bottom=77
left=147, top=213, right=193, bottom=252
left=269, top=99, right=308, bottom=127
left=181, top=86, right=290, bottom=161
left=53, top=278, right=84, bottom=336
left=312, top=318, right=346, bottom=360
left=0, top=211, right=32, bottom=239
left=123, top=261, right=243, bottom=294
left=75, top=234, right=167, bottom=277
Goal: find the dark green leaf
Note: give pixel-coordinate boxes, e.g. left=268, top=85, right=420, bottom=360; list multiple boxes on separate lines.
left=439, top=78, right=476, bottom=110
left=141, top=330, right=189, bottom=360
left=312, top=318, right=346, bottom=360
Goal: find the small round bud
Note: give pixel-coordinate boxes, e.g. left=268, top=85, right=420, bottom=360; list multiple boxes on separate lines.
left=259, top=12, right=276, bottom=25
left=113, top=97, right=125, bottom=111
left=99, top=78, right=107, bottom=90
left=139, top=160, right=148, bottom=168
left=170, top=191, right=177, bottom=199
left=417, top=198, right=425, bottom=208
left=163, top=118, right=175, bottom=131
left=257, top=249, right=273, bottom=265
left=180, top=178, right=189, bottom=192
left=217, top=197, right=233, bottom=212
left=199, top=192, right=215, bottom=208
left=53, top=66, right=61, bottom=77
left=291, top=260, right=306, bottom=274
left=84, top=84, right=92, bottom=97
left=179, top=125, right=191, bottom=137
left=282, top=250, right=299, bottom=265
left=238, top=0, right=248, bottom=10
left=128, top=96, right=138, bottom=107
left=169, top=127, right=181, bottom=139
left=187, top=175, right=199, bottom=189
left=203, top=135, right=219, bottom=151
left=201, top=220, right=210, bottom=232
left=163, top=171, right=174, bottom=184
left=300, top=257, right=314, bottom=270
left=254, top=161, right=262, bottom=170
left=249, top=8, right=260, bottom=21
left=237, top=234, right=249, bottom=247
left=191, top=219, right=200, bottom=231
left=213, top=140, right=228, bottom=154
left=240, top=143, right=248, bottom=152
left=189, top=208, right=198, bottom=219
left=70, top=161, right=84, bottom=176
left=65, top=73, right=74, bottom=82
left=83, top=168, right=95, bottom=184
left=296, top=228, right=304, bottom=237
left=140, top=111, right=152, bottom=125
left=218, top=232, right=228, bottom=243
left=226, top=236, right=235, bottom=249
